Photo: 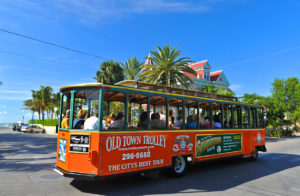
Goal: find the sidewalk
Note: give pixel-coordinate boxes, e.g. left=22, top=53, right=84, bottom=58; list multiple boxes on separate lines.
left=266, top=134, right=300, bottom=142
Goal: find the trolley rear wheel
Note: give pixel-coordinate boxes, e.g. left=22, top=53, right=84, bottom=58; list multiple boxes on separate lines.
left=250, top=148, right=258, bottom=161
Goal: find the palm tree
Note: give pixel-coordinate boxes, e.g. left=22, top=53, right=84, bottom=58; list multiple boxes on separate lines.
left=23, top=90, right=42, bottom=121
left=31, top=90, right=41, bottom=120
left=52, top=92, right=61, bottom=118
left=95, top=60, right=125, bottom=84
left=138, top=44, right=196, bottom=88
left=122, top=57, right=143, bottom=80
left=37, top=85, right=53, bottom=124
left=23, top=99, right=35, bottom=120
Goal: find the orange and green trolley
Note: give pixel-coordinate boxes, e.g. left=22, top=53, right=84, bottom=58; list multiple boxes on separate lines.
left=54, top=81, right=266, bottom=180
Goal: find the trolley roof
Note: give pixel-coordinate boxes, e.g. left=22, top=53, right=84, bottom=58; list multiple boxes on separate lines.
left=60, top=80, right=238, bottom=102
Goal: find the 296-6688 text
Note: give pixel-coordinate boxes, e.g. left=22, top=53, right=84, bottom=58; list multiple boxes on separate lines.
left=122, top=150, right=151, bottom=160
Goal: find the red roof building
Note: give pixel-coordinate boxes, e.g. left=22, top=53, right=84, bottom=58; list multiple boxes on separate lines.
left=184, top=60, right=231, bottom=91
left=142, top=54, right=230, bottom=91
left=145, top=53, right=153, bottom=65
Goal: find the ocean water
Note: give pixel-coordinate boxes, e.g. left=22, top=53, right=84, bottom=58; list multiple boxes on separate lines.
left=0, top=123, right=14, bottom=128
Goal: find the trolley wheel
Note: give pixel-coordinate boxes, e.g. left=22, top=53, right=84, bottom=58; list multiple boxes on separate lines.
left=168, top=156, right=187, bottom=177
left=250, top=148, right=258, bottom=161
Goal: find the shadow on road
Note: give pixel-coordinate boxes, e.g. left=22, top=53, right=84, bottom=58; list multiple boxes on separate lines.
left=70, top=153, right=300, bottom=195
left=0, top=128, right=57, bottom=172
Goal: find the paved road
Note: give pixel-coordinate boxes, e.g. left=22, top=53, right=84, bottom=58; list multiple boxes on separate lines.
left=0, top=128, right=300, bottom=196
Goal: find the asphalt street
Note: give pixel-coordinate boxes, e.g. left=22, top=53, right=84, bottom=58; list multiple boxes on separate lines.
left=0, top=128, right=300, bottom=196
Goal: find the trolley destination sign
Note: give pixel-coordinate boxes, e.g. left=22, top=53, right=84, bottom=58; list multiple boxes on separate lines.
left=69, top=134, right=90, bottom=153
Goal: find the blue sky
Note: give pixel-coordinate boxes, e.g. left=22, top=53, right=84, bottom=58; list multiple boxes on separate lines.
left=0, top=0, right=300, bottom=123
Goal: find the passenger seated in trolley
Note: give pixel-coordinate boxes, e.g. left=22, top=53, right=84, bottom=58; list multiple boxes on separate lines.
left=106, top=114, right=116, bottom=125
left=84, top=108, right=99, bottom=130
left=159, top=111, right=166, bottom=122
left=174, top=116, right=181, bottom=127
left=61, top=109, right=70, bottom=129
left=213, top=114, right=221, bottom=128
left=73, top=109, right=86, bottom=129
left=169, top=116, right=175, bottom=128
left=151, top=113, right=165, bottom=129
left=186, top=115, right=196, bottom=129
left=111, top=112, right=124, bottom=129
left=203, top=116, right=211, bottom=128
left=138, top=112, right=148, bottom=129
left=104, top=114, right=116, bottom=129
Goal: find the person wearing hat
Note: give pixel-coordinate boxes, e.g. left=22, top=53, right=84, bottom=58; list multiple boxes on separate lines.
left=84, top=108, right=99, bottom=130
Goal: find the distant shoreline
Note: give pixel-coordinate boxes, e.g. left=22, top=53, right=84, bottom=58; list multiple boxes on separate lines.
left=0, top=123, right=15, bottom=128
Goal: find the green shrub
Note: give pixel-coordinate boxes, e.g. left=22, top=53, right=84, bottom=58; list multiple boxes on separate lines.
left=269, top=130, right=281, bottom=138
left=28, top=119, right=58, bottom=126
left=281, top=126, right=293, bottom=136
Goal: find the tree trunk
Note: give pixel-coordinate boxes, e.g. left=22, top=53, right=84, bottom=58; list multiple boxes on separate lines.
left=166, top=71, right=170, bottom=87
left=42, top=110, right=45, bottom=127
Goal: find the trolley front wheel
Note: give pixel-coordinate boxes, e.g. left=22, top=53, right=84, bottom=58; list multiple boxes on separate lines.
left=168, top=156, right=187, bottom=177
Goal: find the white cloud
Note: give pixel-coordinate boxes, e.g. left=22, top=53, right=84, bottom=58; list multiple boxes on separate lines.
left=52, top=0, right=208, bottom=15
left=0, top=95, right=31, bottom=101
left=0, top=110, right=6, bottom=115
left=1, top=90, right=30, bottom=94
left=3, top=0, right=244, bottom=25
left=0, top=89, right=31, bottom=100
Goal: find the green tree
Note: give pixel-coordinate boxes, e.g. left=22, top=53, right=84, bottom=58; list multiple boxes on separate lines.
left=23, top=90, right=41, bottom=120
left=23, top=99, right=35, bottom=121
left=241, top=93, right=285, bottom=128
left=138, top=44, right=196, bottom=88
left=31, top=90, right=41, bottom=120
left=272, top=77, right=300, bottom=127
left=95, top=60, right=124, bottom=84
left=264, top=96, right=285, bottom=128
left=122, top=57, right=143, bottom=80
left=201, top=84, right=235, bottom=96
left=52, top=92, right=61, bottom=118
left=37, top=85, right=53, bottom=124
left=241, top=93, right=265, bottom=105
